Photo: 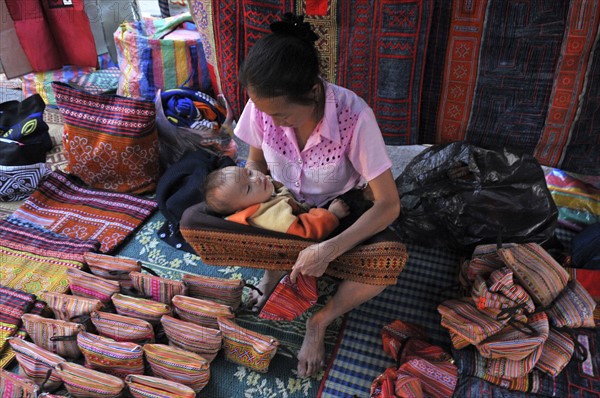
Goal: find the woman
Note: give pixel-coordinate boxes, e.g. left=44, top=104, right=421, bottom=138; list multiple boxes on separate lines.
left=235, top=13, right=401, bottom=378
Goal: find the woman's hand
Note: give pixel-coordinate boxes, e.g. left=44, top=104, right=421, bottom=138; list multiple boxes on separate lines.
left=290, top=241, right=339, bottom=283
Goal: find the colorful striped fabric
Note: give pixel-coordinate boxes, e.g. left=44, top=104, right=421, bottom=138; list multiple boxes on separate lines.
left=0, top=286, right=36, bottom=369
left=182, top=273, right=245, bottom=310
left=160, top=315, right=222, bottom=362
left=217, top=317, right=280, bottom=373
left=21, top=65, right=96, bottom=106
left=498, top=243, right=570, bottom=308
left=1, top=300, right=46, bottom=370
left=84, top=252, right=142, bottom=290
left=21, top=314, right=84, bottom=359
left=39, top=291, right=103, bottom=322
left=398, top=358, right=458, bottom=398
left=536, top=328, right=575, bottom=377
left=90, top=311, right=155, bottom=344
left=471, top=268, right=535, bottom=315
left=546, top=280, right=597, bottom=328
left=459, top=254, right=505, bottom=289
left=67, top=268, right=121, bottom=305
left=129, top=271, right=187, bottom=304
left=111, top=293, right=171, bottom=325
left=8, top=337, right=64, bottom=391
left=381, top=320, right=428, bottom=363
left=55, top=361, right=125, bottom=398
left=125, top=374, right=196, bottom=398
left=259, top=274, right=318, bottom=321
left=143, top=343, right=210, bottom=393
left=0, top=368, right=40, bottom=397
left=12, top=170, right=158, bottom=253
left=171, top=295, right=234, bottom=330
left=546, top=169, right=600, bottom=230
left=53, top=82, right=160, bottom=195
left=77, top=331, right=144, bottom=379
left=371, top=368, right=422, bottom=398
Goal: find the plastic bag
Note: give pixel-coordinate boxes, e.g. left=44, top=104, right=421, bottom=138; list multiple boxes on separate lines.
left=391, top=142, right=558, bottom=251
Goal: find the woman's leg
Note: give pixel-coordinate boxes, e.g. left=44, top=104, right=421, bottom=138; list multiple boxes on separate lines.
left=297, top=280, right=386, bottom=377
left=248, top=269, right=287, bottom=311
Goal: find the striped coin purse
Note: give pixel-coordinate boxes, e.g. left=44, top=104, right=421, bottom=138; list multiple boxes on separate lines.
left=22, top=313, right=84, bottom=359
left=39, top=291, right=103, bottom=322
left=84, top=252, right=141, bottom=290
left=536, top=328, right=575, bottom=377
left=125, top=374, right=196, bottom=398
left=217, top=317, right=280, bottom=373
left=546, top=280, right=596, bottom=328
left=111, top=293, right=171, bottom=325
left=0, top=368, right=40, bottom=398
left=259, top=274, right=318, bottom=321
left=77, top=331, right=144, bottom=379
left=160, top=315, right=222, bottom=362
left=90, top=311, right=155, bottom=344
left=67, top=268, right=121, bottom=305
left=470, top=268, right=535, bottom=314
left=129, top=271, right=187, bottom=304
left=55, top=361, right=125, bottom=398
left=8, top=337, right=64, bottom=391
left=171, top=295, right=234, bottom=329
left=143, top=343, right=210, bottom=393
left=182, top=273, right=246, bottom=309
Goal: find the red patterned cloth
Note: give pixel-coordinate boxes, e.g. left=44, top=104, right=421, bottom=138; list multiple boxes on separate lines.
left=259, top=274, right=318, bottom=321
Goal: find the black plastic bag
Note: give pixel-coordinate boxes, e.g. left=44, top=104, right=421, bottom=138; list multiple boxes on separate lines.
left=390, top=142, right=558, bottom=251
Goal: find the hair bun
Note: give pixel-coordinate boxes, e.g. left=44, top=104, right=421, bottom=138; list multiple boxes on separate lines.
left=270, top=13, right=319, bottom=43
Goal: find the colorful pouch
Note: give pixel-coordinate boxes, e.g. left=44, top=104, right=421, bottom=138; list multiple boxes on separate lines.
left=129, top=271, right=187, bottom=304
left=77, top=331, right=144, bottom=379
left=111, top=293, right=171, bottom=325
left=125, top=374, right=196, bottom=398
left=55, top=361, right=125, bottom=398
left=171, top=295, right=234, bottom=329
left=398, top=358, right=458, bottom=398
left=0, top=368, right=40, bottom=398
left=39, top=291, right=103, bottom=322
left=160, top=315, right=222, bottom=362
left=67, top=268, right=121, bottom=305
left=90, top=311, right=155, bottom=344
left=8, top=338, right=64, bottom=392
left=84, top=252, right=142, bottom=290
left=536, top=328, right=575, bottom=377
left=381, top=320, right=428, bottom=362
left=259, top=274, right=318, bottom=321
left=143, top=343, right=210, bottom=393
left=546, top=280, right=597, bottom=328
left=471, top=268, right=535, bottom=315
left=182, top=273, right=246, bottom=309
left=217, top=316, right=280, bottom=373
left=22, top=313, right=84, bottom=359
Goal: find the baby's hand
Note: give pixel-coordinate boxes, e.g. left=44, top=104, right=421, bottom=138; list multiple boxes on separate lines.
left=328, top=199, right=350, bottom=219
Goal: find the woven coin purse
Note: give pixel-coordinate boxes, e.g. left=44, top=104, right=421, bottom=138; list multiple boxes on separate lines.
left=125, top=374, right=196, bottom=398
left=182, top=273, right=246, bottom=309
left=546, top=280, right=597, bottom=328
left=55, top=361, right=125, bottom=398
left=22, top=313, right=84, bottom=359
left=171, top=295, right=234, bottom=329
left=84, top=252, right=141, bottom=289
left=39, top=291, right=103, bottom=322
left=111, top=293, right=171, bottom=325
left=0, top=368, right=40, bottom=398
left=8, top=338, right=64, bottom=392
left=77, top=331, right=144, bottom=379
left=67, top=268, right=121, bottom=305
left=217, top=316, right=280, bottom=373
left=129, top=271, right=187, bottom=304
left=143, top=343, right=210, bottom=393
left=90, top=311, right=155, bottom=344
left=259, top=274, right=318, bottom=321
left=160, top=315, right=222, bottom=362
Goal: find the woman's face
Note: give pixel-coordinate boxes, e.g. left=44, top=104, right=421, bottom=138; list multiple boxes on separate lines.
left=247, top=86, right=317, bottom=129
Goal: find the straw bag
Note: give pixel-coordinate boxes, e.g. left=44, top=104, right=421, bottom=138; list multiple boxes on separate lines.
left=55, top=361, right=125, bottom=398
left=8, top=338, right=64, bottom=391
left=67, top=268, right=120, bottom=305
left=160, top=315, right=222, bottom=362
left=111, top=293, right=171, bottom=325
left=77, top=331, right=144, bottom=378
left=129, top=271, right=187, bottom=304
left=171, top=295, right=234, bottom=329
left=21, top=313, right=84, bottom=359
left=125, top=375, right=196, bottom=398
left=90, top=311, right=155, bottom=344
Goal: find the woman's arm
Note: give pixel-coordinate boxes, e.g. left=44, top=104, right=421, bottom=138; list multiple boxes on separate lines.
left=290, top=168, right=400, bottom=281
left=246, top=145, right=269, bottom=174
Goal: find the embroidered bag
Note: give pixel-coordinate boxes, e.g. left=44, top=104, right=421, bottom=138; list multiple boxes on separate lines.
left=217, top=317, right=280, bottom=373
left=546, top=280, right=597, bottom=328
left=90, top=311, right=155, bottom=344
left=125, top=374, right=196, bottom=398
left=39, top=291, right=103, bottom=322
left=129, top=271, right=187, bottom=304
left=381, top=320, right=428, bottom=362
left=398, top=358, right=458, bottom=398
left=8, top=337, right=64, bottom=391
left=259, top=274, right=318, bottom=321
left=77, top=331, right=144, bottom=378
left=111, top=293, right=171, bottom=325
left=0, top=368, right=40, bottom=398
left=21, top=313, right=84, bottom=359
left=171, top=295, right=234, bottom=329
left=160, top=315, right=222, bottom=362
left=182, top=273, right=246, bottom=309
left=55, top=361, right=125, bottom=398
left=84, top=252, right=142, bottom=290
left=143, top=343, right=210, bottom=393
left=370, top=367, right=422, bottom=398
left=67, top=268, right=121, bottom=305
left=52, top=81, right=160, bottom=194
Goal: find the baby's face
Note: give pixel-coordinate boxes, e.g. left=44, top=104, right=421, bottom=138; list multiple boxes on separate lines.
left=221, top=166, right=275, bottom=212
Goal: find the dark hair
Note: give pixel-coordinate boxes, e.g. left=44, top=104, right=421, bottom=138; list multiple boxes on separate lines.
left=204, top=168, right=235, bottom=215
left=238, top=13, right=320, bottom=104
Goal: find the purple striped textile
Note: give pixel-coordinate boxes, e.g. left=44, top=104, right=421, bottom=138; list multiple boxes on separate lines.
left=77, top=331, right=144, bottom=379
left=0, top=286, right=36, bottom=368
left=8, top=337, right=64, bottom=391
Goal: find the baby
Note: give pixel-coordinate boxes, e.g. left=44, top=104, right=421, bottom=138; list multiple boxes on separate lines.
left=204, top=166, right=349, bottom=239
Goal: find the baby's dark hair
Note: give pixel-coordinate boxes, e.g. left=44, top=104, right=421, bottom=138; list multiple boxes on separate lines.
left=204, top=168, right=236, bottom=215
left=238, top=13, right=320, bottom=105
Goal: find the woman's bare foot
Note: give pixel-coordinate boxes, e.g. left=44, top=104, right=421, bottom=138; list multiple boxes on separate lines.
left=247, top=270, right=286, bottom=312
left=297, top=316, right=326, bottom=377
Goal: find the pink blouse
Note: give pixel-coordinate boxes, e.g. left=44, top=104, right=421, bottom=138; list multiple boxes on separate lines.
left=235, top=81, right=392, bottom=207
